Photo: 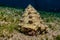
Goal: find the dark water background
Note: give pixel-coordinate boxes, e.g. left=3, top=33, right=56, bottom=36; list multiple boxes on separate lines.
left=0, top=0, right=60, bottom=12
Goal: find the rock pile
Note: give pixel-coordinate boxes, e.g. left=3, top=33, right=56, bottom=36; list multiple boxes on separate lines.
left=18, top=4, right=49, bottom=36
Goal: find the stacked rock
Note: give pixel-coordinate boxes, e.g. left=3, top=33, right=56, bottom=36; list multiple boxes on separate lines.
left=18, top=4, right=48, bottom=36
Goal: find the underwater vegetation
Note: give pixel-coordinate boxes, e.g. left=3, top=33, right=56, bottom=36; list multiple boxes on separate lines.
left=0, top=6, right=60, bottom=40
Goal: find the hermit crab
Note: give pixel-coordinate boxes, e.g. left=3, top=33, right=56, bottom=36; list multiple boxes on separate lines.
left=17, top=5, right=48, bottom=36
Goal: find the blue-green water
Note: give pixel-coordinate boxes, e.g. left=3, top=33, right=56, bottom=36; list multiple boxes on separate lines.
left=0, top=0, right=60, bottom=12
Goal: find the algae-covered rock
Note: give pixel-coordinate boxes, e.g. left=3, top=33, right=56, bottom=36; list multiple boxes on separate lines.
left=18, top=4, right=48, bottom=36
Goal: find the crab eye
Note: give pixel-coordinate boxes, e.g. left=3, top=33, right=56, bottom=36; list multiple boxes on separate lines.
left=37, top=27, right=41, bottom=31
left=28, top=21, right=33, bottom=24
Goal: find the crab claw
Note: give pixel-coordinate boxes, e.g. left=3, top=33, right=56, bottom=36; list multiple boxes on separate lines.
left=28, top=30, right=37, bottom=36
